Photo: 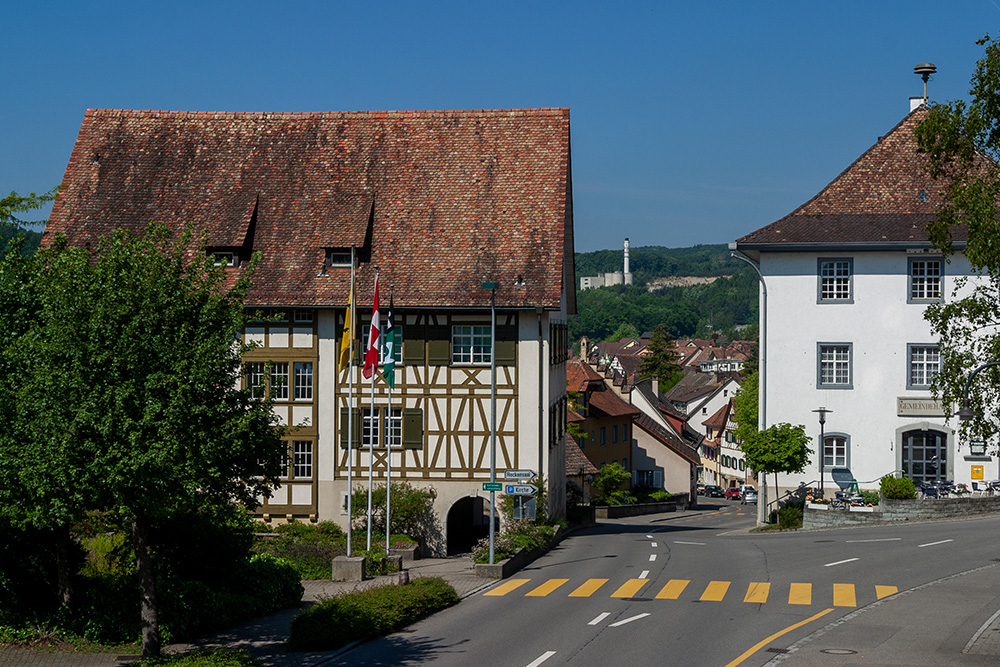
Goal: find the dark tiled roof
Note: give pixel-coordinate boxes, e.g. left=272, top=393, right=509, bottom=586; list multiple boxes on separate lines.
left=47, top=108, right=574, bottom=310
left=567, top=358, right=603, bottom=393
left=736, top=107, right=969, bottom=249
left=588, top=387, right=641, bottom=419
left=702, top=402, right=729, bottom=428
left=634, top=413, right=700, bottom=466
left=566, top=438, right=599, bottom=476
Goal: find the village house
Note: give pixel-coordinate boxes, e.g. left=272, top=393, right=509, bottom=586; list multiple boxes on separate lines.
left=45, top=107, right=575, bottom=555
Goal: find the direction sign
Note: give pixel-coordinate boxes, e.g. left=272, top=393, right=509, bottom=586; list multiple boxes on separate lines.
left=504, top=469, right=536, bottom=481
left=482, top=482, right=503, bottom=492
left=506, top=484, right=536, bottom=495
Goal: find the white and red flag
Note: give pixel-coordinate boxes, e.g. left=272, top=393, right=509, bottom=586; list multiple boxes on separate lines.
left=362, top=273, right=381, bottom=379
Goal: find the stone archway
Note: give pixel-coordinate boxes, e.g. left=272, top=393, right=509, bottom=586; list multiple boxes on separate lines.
left=445, top=496, right=495, bottom=555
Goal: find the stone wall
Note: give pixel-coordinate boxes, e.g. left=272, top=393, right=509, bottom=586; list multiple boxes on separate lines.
left=803, top=495, right=1000, bottom=530
left=594, top=499, right=683, bottom=519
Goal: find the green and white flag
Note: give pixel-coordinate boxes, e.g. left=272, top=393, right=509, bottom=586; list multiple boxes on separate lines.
left=383, top=294, right=395, bottom=389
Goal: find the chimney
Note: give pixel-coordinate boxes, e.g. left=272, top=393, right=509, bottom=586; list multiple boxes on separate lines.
left=910, top=96, right=924, bottom=112
left=623, top=238, right=630, bottom=275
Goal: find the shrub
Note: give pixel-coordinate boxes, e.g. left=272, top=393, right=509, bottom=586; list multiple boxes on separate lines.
left=287, top=577, right=458, bottom=652
left=776, top=505, right=803, bottom=529
left=591, top=463, right=633, bottom=506
left=469, top=520, right=556, bottom=564
left=145, top=648, right=263, bottom=666
left=861, top=490, right=879, bottom=506
left=252, top=520, right=346, bottom=579
left=349, top=482, right=440, bottom=548
left=880, top=475, right=917, bottom=500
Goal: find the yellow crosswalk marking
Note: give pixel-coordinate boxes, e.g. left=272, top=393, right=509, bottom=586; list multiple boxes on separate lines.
left=875, top=585, right=898, bottom=599
left=611, top=578, right=648, bottom=598
left=833, top=583, right=856, bottom=607
left=484, top=578, right=530, bottom=596
left=526, top=578, right=569, bottom=597
left=656, top=579, right=690, bottom=599
left=700, top=581, right=731, bottom=601
left=569, top=578, right=608, bottom=597
left=744, top=582, right=770, bottom=603
left=788, top=583, right=811, bottom=605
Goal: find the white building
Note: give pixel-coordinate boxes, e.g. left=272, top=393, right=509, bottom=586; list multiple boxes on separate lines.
left=732, top=104, right=997, bottom=503
left=579, top=238, right=634, bottom=290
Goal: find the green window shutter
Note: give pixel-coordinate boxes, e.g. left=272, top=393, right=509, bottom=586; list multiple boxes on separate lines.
left=402, top=338, right=425, bottom=365
left=353, top=341, right=362, bottom=366
left=427, top=325, right=450, bottom=366
left=339, top=408, right=362, bottom=448
left=402, top=408, right=424, bottom=449
left=496, top=325, right=516, bottom=366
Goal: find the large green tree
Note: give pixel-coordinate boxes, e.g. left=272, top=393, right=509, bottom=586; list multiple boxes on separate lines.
left=1, top=188, right=57, bottom=254
left=639, top=324, right=683, bottom=392
left=915, top=35, right=1000, bottom=445
left=5, top=224, right=286, bottom=657
left=739, top=423, right=811, bottom=500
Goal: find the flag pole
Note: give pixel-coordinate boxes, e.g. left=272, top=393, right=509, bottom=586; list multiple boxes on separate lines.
left=345, top=245, right=356, bottom=558
left=364, top=267, right=381, bottom=552
left=385, top=285, right=395, bottom=556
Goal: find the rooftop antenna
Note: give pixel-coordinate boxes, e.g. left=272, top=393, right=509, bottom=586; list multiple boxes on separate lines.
left=914, top=63, right=937, bottom=103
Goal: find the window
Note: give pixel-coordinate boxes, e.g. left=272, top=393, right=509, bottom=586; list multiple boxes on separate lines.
left=363, top=324, right=403, bottom=365
left=908, top=344, right=940, bottom=389
left=245, top=362, right=265, bottom=398
left=612, top=425, right=619, bottom=444
left=294, top=309, right=314, bottom=323
left=818, top=259, right=853, bottom=302
left=600, top=426, right=607, bottom=446
left=818, top=343, right=852, bottom=388
left=452, top=325, right=491, bottom=364
left=823, top=434, right=849, bottom=468
left=211, top=251, right=238, bottom=268
left=270, top=362, right=289, bottom=400
left=909, top=258, right=942, bottom=302
left=622, top=457, right=628, bottom=470
left=292, top=440, right=313, bottom=478
left=387, top=408, right=402, bottom=449
left=293, top=362, right=313, bottom=400
left=362, top=407, right=379, bottom=448
left=324, top=249, right=353, bottom=269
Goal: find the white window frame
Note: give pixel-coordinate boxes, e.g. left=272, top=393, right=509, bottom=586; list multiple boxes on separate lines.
left=452, top=325, right=491, bottom=364
left=270, top=362, right=289, bottom=400
left=823, top=433, right=850, bottom=469
left=292, top=440, right=313, bottom=479
left=817, top=343, right=853, bottom=389
left=908, top=257, right=942, bottom=303
left=818, top=258, right=853, bottom=303
left=293, top=362, right=313, bottom=401
left=387, top=407, right=402, bottom=449
left=907, top=344, right=940, bottom=390
left=245, top=362, right=266, bottom=398
left=362, top=407, right=380, bottom=448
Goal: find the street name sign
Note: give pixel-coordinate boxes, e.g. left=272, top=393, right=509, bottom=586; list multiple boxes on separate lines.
left=506, top=484, right=536, bottom=495
left=482, top=482, right=503, bottom=492
left=504, top=469, right=536, bottom=481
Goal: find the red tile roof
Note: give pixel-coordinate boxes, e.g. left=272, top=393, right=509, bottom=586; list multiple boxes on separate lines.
left=567, top=358, right=603, bottom=393
left=587, top=387, right=641, bottom=419
left=46, top=108, right=574, bottom=310
left=736, top=106, right=970, bottom=249
left=566, top=438, right=599, bottom=476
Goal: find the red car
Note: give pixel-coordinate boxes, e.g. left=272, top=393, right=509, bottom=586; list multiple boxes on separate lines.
left=725, top=487, right=741, bottom=500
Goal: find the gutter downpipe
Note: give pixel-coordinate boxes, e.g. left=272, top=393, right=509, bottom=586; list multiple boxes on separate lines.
left=537, top=306, right=545, bottom=515
left=729, top=243, right=767, bottom=526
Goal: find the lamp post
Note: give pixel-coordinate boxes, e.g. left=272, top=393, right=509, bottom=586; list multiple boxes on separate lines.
left=958, top=361, right=1000, bottom=422
left=813, top=407, right=832, bottom=497
left=482, top=281, right=498, bottom=565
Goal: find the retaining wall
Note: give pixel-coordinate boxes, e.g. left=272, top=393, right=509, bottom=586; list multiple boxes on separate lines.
left=803, top=495, right=1000, bottom=529
left=594, top=499, right=684, bottom=519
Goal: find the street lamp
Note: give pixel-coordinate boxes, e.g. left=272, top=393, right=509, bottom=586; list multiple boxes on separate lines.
left=813, top=407, right=832, bottom=497
left=958, top=361, right=1000, bottom=422
left=482, top=281, right=498, bottom=565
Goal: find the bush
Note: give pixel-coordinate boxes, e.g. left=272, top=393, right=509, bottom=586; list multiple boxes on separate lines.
left=880, top=475, right=917, bottom=500
left=776, top=504, right=803, bottom=529
left=349, top=482, right=440, bottom=549
left=861, top=490, right=879, bottom=506
left=287, top=577, right=458, bottom=652
left=253, top=520, right=345, bottom=580
left=145, top=649, right=263, bottom=666
left=591, top=463, right=633, bottom=506
left=469, top=520, right=556, bottom=564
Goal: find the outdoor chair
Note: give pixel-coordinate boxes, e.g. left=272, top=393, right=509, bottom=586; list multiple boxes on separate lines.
left=972, top=481, right=988, bottom=496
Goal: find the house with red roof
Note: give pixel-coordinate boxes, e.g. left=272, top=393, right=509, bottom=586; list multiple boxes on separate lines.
left=732, top=100, right=995, bottom=508
left=46, top=107, right=575, bottom=555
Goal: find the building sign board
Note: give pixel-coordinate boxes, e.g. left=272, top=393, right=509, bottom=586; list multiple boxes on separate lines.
left=504, top=469, right=536, bottom=481
left=896, top=397, right=945, bottom=417
left=506, top=484, right=536, bottom=495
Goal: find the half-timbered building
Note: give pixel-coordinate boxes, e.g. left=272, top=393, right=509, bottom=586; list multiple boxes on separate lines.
left=45, top=107, right=575, bottom=555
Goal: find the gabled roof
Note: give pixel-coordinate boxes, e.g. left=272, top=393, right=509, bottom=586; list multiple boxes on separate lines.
left=567, top=358, right=603, bottom=393
left=735, top=106, right=968, bottom=252
left=566, top=438, right=599, bottom=476
left=702, top=401, right=730, bottom=429
left=47, top=107, right=574, bottom=311
left=634, top=413, right=701, bottom=466
left=587, top=385, right=641, bottom=419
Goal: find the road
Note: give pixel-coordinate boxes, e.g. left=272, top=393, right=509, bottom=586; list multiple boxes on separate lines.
left=328, top=501, right=1000, bottom=666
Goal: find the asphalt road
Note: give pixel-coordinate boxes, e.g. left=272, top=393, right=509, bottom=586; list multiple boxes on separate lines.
left=327, top=502, right=1000, bottom=666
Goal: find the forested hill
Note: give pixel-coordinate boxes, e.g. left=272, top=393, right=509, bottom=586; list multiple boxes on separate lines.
left=571, top=243, right=758, bottom=344
left=1, top=226, right=43, bottom=256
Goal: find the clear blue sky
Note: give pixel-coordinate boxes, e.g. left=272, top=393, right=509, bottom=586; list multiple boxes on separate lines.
left=4, top=1, right=995, bottom=252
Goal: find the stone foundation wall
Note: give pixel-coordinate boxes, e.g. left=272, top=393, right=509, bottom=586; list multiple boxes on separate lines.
left=803, top=495, right=1000, bottom=529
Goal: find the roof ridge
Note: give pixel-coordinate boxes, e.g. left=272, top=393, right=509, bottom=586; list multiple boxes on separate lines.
left=85, top=107, right=570, bottom=120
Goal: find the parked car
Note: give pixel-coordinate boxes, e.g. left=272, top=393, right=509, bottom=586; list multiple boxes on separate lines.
left=703, top=485, right=725, bottom=498
left=725, top=487, right=741, bottom=500
left=741, top=490, right=758, bottom=504
left=740, top=484, right=756, bottom=500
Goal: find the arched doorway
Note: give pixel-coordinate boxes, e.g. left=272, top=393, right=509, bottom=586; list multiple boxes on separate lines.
left=901, top=428, right=948, bottom=484
left=445, top=496, right=495, bottom=555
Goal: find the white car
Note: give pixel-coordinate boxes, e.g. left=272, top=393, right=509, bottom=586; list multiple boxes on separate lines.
left=739, top=484, right=756, bottom=500
left=741, top=490, right=758, bottom=505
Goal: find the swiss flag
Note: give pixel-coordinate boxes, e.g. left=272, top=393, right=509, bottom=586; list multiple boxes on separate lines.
left=362, top=274, right=380, bottom=379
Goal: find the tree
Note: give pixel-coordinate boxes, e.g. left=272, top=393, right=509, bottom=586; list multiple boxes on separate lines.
left=639, top=324, right=683, bottom=392
left=7, top=224, right=286, bottom=657
left=591, top=462, right=634, bottom=506
left=607, top=321, right=640, bottom=342
left=1, top=188, right=57, bottom=255
left=915, top=35, right=1000, bottom=445
left=739, top=423, right=811, bottom=499
left=731, top=369, right=759, bottom=444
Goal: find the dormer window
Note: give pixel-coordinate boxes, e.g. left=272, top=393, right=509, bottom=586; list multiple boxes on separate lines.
left=324, top=249, right=354, bottom=270
left=211, top=250, right=239, bottom=268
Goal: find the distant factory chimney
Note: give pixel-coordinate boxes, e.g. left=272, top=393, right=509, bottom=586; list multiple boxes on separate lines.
left=623, top=238, right=633, bottom=286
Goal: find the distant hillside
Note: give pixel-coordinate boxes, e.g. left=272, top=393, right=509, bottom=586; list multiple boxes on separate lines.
left=1, top=226, right=43, bottom=256
left=575, top=243, right=744, bottom=285
left=571, top=243, right=758, bottom=344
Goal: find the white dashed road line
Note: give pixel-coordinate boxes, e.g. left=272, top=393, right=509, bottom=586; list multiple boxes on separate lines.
left=824, top=558, right=859, bottom=567
left=649, top=554, right=657, bottom=561
left=846, top=538, right=901, bottom=543
left=675, top=541, right=706, bottom=545
left=610, top=613, right=651, bottom=627
left=588, top=612, right=610, bottom=626
left=526, top=651, right=556, bottom=667
left=639, top=570, right=649, bottom=579
left=919, top=539, right=954, bottom=548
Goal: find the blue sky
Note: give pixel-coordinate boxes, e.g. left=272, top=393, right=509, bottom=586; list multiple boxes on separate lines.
left=4, top=1, right=995, bottom=252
